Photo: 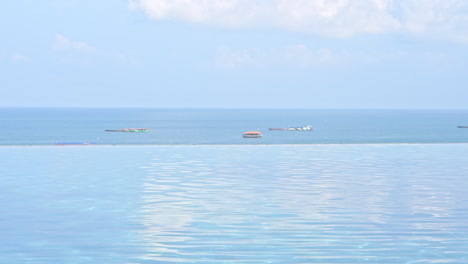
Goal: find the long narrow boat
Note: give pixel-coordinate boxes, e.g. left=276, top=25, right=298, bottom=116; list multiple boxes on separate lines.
left=55, top=142, right=98, bottom=145
left=269, top=125, right=313, bottom=131
left=105, top=128, right=151, bottom=132
left=457, top=126, right=468, bottom=128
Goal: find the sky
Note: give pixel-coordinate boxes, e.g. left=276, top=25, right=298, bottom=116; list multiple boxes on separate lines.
left=1, top=0, right=467, bottom=109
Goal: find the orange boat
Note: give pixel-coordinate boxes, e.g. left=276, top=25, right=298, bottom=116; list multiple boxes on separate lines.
left=243, top=131, right=262, bottom=138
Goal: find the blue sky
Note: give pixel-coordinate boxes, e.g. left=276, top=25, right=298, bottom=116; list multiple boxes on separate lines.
left=1, top=0, right=467, bottom=109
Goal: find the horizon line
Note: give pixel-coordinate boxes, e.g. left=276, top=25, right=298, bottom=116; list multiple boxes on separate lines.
left=0, top=106, right=467, bottom=111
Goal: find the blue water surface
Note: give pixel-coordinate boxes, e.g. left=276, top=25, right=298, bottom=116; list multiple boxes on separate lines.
left=1, top=144, right=468, bottom=263
left=1, top=108, right=468, bottom=145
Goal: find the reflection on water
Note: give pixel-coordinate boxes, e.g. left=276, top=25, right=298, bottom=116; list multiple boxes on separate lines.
left=137, top=144, right=468, bottom=263
left=0, top=144, right=467, bottom=263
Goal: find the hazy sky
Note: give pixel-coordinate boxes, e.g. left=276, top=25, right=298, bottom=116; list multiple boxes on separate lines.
left=1, top=0, right=467, bottom=109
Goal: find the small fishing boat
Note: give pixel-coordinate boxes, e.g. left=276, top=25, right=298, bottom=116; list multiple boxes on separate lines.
left=457, top=126, right=468, bottom=128
left=105, top=128, right=151, bottom=132
left=55, top=142, right=98, bottom=145
left=243, top=131, right=262, bottom=138
left=269, top=125, right=313, bottom=131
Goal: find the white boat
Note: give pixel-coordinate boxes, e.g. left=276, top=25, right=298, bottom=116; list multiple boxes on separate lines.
left=105, top=128, right=151, bottom=132
left=269, top=125, right=313, bottom=131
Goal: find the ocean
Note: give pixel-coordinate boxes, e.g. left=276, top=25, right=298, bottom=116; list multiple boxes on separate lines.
left=1, top=108, right=468, bottom=263
left=1, top=108, right=468, bottom=145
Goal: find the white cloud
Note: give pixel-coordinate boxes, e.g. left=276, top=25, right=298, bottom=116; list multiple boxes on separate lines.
left=51, top=34, right=142, bottom=66
left=215, top=46, right=258, bottom=69
left=284, top=45, right=339, bottom=66
left=214, top=45, right=351, bottom=70
left=213, top=44, right=445, bottom=70
left=129, top=0, right=468, bottom=40
left=108, top=52, right=141, bottom=66
left=11, top=53, right=29, bottom=63
left=53, top=34, right=96, bottom=52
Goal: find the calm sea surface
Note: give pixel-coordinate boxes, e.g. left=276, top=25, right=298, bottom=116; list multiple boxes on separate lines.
left=1, top=108, right=468, bottom=263
left=0, top=108, right=468, bottom=145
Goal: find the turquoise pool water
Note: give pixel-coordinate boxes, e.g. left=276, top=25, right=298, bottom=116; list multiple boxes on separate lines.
left=1, top=144, right=467, bottom=263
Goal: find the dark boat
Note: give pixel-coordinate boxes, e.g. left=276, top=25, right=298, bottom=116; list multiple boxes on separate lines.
left=457, top=126, right=468, bottom=128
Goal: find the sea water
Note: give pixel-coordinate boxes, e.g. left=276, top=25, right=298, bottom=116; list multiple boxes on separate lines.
left=1, top=108, right=468, bottom=145
left=1, top=108, right=468, bottom=263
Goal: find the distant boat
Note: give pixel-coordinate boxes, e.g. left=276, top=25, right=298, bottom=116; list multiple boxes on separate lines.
left=457, top=126, right=468, bottom=128
left=243, top=131, right=262, bottom=138
left=269, top=125, right=313, bottom=131
left=105, top=128, right=151, bottom=132
left=55, top=142, right=98, bottom=145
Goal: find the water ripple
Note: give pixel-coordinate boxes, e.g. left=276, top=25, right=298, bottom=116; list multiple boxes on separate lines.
left=1, top=144, right=468, bottom=263
left=134, top=144, right=468, bottom=263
